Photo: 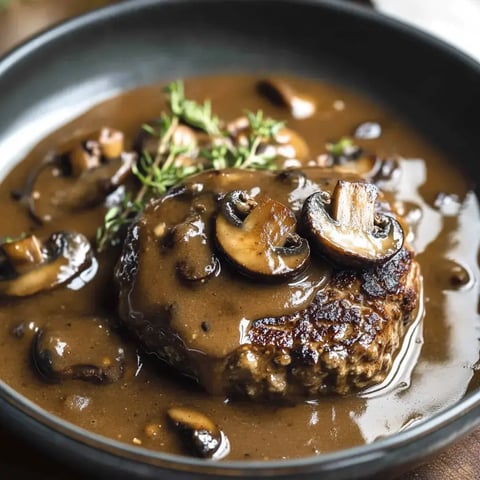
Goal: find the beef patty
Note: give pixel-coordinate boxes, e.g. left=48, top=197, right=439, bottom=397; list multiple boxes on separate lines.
left=116, top=168, right=421, bottom=400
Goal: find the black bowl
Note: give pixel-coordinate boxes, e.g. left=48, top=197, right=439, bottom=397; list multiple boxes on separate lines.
left=0, top=1, right=479, bottom=479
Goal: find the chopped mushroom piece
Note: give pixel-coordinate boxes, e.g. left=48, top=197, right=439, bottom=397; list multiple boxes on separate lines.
left=32, top=317, right=125, bottom=384
left=167, top=406, right=229, bottom=459
left=303, top=181, right=404, bottom=267
left=215, top=190, right=310, bottom=281
left=257, top=79, right=316, bottom=119
left=66, top=127, right=126, bottom=177
left=98, top=127, right=125, bottom=160
left=52, top=152, right=136, bottom=210
left=1, top=235, right=44, bottom=275
left=69, top=140, right=102, bottom=177
left=0, top=232, right=93, bottom=297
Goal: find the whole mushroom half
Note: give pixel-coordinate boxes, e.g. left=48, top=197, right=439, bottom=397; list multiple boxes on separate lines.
left=302, top=181, right=404, bottom=267
left=215, top=190, right=310, bottom=281
left=0, top=232, right=93, bottom=297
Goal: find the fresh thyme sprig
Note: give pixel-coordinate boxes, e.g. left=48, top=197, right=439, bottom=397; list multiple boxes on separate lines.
left=166, top=81, right=221, bottom=136
left=241, top=111, right=284, bottom=168
left=96, top=80, right=285, bottom=251
left=96, top=115, right=180, bottom=252
left=96, top=193, right=143, bottom=251
left=326, top=137, right=361, bottom=163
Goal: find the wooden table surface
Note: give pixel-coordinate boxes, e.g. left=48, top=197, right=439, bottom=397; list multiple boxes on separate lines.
left=0, top=1, right=479, bottom=478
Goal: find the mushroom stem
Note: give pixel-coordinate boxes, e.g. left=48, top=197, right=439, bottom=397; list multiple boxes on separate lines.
left=302, top=181, right=404, bottom=267
left=331, top=181, right=376, bottom=231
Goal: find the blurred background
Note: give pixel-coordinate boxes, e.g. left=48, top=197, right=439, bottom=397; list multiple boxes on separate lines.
left=1, top=0, right=479, bottom=61
left=0, top=1, right=479, bottom=479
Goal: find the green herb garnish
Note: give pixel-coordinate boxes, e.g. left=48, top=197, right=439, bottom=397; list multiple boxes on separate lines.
left=326, top=137, right=355, bottom=157
left=96, top=80, right=284, bottom=251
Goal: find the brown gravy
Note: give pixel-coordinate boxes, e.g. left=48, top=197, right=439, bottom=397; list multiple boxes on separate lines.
left=0, top=75, right=479, bottom=460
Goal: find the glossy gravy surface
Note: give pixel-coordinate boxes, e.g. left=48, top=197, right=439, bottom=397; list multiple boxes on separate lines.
left=0, top=75, right=479, bottom=460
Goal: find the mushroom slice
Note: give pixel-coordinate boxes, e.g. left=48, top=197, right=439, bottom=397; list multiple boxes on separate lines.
left=70, top=127, right=125, bottom=176
left=303, top=181, right=404, bottom=267
left=215, top=190, right=310, bottom=281
left=257, top=79, right=316, bottom=119
left=0, top=232, right=93, bottom=297
left=52, top=152, right=136, bottom=210
left=166, top=213, right=219, bottom=283
left=69, top=139, right=102, bottom=177
left=15, top=128, right=134, bottom=223
left=32, top=317, right=125, bottom=384
left=167, top=407, right=229, bottom=459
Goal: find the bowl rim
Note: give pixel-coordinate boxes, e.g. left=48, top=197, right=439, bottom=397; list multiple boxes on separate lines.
left=0, top=0, right=479, bottom=476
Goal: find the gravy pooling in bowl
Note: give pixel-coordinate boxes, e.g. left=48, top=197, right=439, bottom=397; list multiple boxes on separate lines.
left=0, top=75, right=478, bottom=460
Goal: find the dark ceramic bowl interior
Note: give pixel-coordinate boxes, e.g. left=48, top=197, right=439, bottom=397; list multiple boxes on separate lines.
left=0, top=1, right=479, bottom=478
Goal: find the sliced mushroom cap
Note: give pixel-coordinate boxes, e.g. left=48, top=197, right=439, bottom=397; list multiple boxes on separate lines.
left=154, top=191, right=219, bottom=284
left=303, top=181, right=404, bottom=267
left=15, top=128, right=135, bottom=223
left=257, top=79, right=316, bottom=119
left=52, top=152, right=136, bottom=210
left=0, top=231, right=93, bottom=297
left=32, top=317, right=125, bottom=384
left=215, top=190, right=310, bottom=281
left=167, top=406, right=229, bottom=459
left=164, top=213, right=220, bottom=283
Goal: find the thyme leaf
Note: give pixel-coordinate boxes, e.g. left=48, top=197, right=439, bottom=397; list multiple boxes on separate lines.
left=164, top=80, right=221, bottom=136
left=96, top=81, right=285, bottom=251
